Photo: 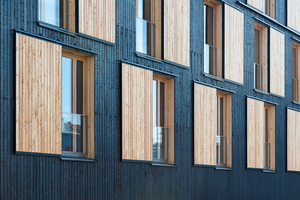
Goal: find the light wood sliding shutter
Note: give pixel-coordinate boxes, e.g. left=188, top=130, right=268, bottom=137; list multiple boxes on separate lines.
left=79, top=0, right=115, bottom=43
left=16, top=34, right=62, bottom=154
left=122, top=63, right=153, bottom=161
left=270, top=28, right=285, bottom=97
left=194, top=84, right=216, bottom=165
left=224, top=4, right=244, bottom=84
left=247, top=98, right=264, bottom=168
left=287, top=0, right=300, bottom=32
left=287, top=109, right=300, bottom=171
left=164, top=0, right=190, bottom=67
left=247, top=0, right=264, bottom=12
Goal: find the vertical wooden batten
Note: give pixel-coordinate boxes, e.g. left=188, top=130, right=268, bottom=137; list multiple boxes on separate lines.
left=79, top=0, right=115, bottom=43
left=270, top=28, right=285, bottom=97
left=287, top=0, right=300, bottom=33
left=194, top=83, right=217, bottom=166
left=164, top=0, right=190, bottom=67
left=224, top=4, right=244, bottom=84
left=16, top=33, right=62, bottom=154
left=122, top=63, right=153, bottom=161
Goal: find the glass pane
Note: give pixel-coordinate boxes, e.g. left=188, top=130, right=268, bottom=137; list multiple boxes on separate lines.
left=220, top=97, right=224, bottom=136
left=153, top=127, right=168, bottom=161
left=153, top=80, right=157, bottom=126
left=265, top=109, right=268, bottom=142
left=205, top=5, right=214, bottom=46
left=254, top=29, right=260, bottom=64
left=293, top=48, right=297, bottom=78
left=159, top=82, right=165, bottom=127
left=216, top=135, right=227, bottom=166
left=76, top=60, right=83, bottom=114
left=39, top=0, right=60, bottom=26
left=265, top=0, right=270, bottom=16
left=62, top=57, right=72, bottom=114
left=143, top=0, right=151, bottom=21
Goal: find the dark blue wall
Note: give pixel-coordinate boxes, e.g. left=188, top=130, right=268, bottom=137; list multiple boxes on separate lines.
left=0, top=0, right=300, bottom=199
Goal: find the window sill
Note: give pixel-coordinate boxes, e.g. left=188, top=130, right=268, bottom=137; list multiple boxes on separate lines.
left=224, top=79, right=243, bottom=86
left=37, top=21, right=77, bottom=37
left=60, top=156, right=97, bottom=162
left=164, top=59, right=189, bottom=70
left=262, top=169, right=276, bottom=173
left=269, top=93, right=284, bottom=99
left=203, top=73, right=224, bottom=82
left=136, top=52, right=163, bottom=63
left=292, top=100, right=300, bottom=105
left=254, top=89, right=269, bottom=95
left=215, top=166, right=233, bottom=171
left=77, top=33, right=115, bottom=46
left=151, top=162, right=176, bottom=168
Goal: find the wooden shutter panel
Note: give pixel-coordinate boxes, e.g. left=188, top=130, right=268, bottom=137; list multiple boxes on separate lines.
left=270, top=28, right=285, bottom=97
left=224, top=4, right=244, bottom=84
left=16, top=34, right=62, bottom=154
left=247, top=0, right=264, bottom=12
left=164, top=0, right=190, bottom=67
left=287, top=0, right=300, bottom=32
left=79, top=0, right=115, bottom=43
left=247, top=98, right=264, bottom=168
left=194, top=84, right=217, bottom=165
left=122, top=64, right=153, bottom=161
left=287, top=109, right=300, bottom=171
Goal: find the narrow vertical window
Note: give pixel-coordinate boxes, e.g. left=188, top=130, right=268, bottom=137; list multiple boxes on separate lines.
left=216, top=94, right=226, bottom=166
left=292, top=44, right=299, bottom=102
left=264, top=107, right=271, bottom=169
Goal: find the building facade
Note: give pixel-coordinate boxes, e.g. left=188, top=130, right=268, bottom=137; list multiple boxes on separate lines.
left=0, top=0, right=300, bottom=199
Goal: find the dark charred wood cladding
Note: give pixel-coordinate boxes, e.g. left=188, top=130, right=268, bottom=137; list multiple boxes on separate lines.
left=0, top=0, right=299, bottom=199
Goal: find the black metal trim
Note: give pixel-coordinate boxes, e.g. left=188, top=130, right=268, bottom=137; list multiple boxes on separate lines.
left=121, top=60, right=179, bottom=77
left=136, top=52, right=163, bottom=63
left=224, top=79, right=243, bottom=86
left=37, top=21, right=77, bottom=37
left=151, top=163, right=176, bottom=168
left=164, top=59, right=189, bottom=70
left=194, top=164, right=216, bottom=168
left=215, top=167, right=234, bottom=171
left=15, top=30, right=100, bottom=55
left=262, top=169, right=276, bottom=173
left=254, top=89, right=269, bottom=95
left=246, top=95, right=279, bottom=105
left=204, top=73, right=225, bottom=82
left=15, top=151, right=61, bottom=157
left=269, top=93, right=284, bottom=99
left=292, top=100, right=300, bottom=106
left=121, top=159, right=152, bottom=164
left=60, top=157, right=97, bottom=162
left=193, top=80, right=236, bottom=94
left=77, top=33, right=115, bottom=46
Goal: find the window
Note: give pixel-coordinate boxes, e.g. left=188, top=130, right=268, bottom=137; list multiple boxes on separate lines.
left=254, top=22, right=268, bottom=92
left=38, top=0, right=75, bottom=32
left=204, top=0, right=222, bottom=78
left=292, top=42, right=300, bottom=102
left=194, top=84, right=232, bottom=168
left=122, top=64, right=175, bottom=164
left=61, top=50, right=95, bottom=158
left=136, top=0, right=162, bottom=58
left=247, top=0, right=275, bottom=19
left=247, top=98, right=275, bottom=171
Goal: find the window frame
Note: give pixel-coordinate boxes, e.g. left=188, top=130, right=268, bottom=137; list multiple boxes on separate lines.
left=292, top=42, right=300, bottom=102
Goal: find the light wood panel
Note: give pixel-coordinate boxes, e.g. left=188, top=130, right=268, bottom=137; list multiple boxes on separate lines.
left=16, top=33, right=62, bottom=154
left=224, top=4, right=244, bottom=84
left=270, top=28, right=285, bottom=97
left=79, top=0, right=115, bottom=43
left=247, top=0, right=265, bottom=12
left=164, top=0, right=190, bottom=66
left=194, top=84, right=216, bottom=165
left=287, top=0, right=300, bottom=33
left=265, top=104, right=276, bottom=170
left=122, top=64, right=153, bottom=161
left=287, top=109, right=300, bottom=171
left=166, top=78, right=175, bottom=163
left=247, top=98, right=264, bottom=168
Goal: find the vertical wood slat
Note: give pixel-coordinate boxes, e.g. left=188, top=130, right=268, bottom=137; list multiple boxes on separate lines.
left=247, top=0, right=265, bottom=12
left=224, top=4, right=244, bottom=84
left=78, top=0, right=115, bottom=43
left=16, top=33, right=62, bottom=154
left=287, top=0, right=300, bottom=33
left=194, top=84, right=217, bottom=165
left=247, top=98, right=264, bottom=169
left=287, top=109, right=300, bottom=171
left=164, top=0, right=190, bottom=67
left=270, top=28, right=285, bottom=97
left=122, top=64, right=153, bottom=161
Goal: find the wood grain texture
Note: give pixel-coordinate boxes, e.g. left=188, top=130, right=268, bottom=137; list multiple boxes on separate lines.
left=194, top=83, right=216, bottom=165
left=16, top=33, right=62, bottom=154
left=164, top=0, right=190, bottom=67
left=287, top=109, right=300, bottom=171
left=247, top=0, right=264, bottom=12
left=247, top=98, right=264, bottom=169
left=270, top=28, right=285, bottom=97
left=224, top=4, right=244, bottom=84
left=122, top=63, right=153, bottom=161
left=79, top=0, right=115, bottom=43
left=287, top=0, right=300, bottom=32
